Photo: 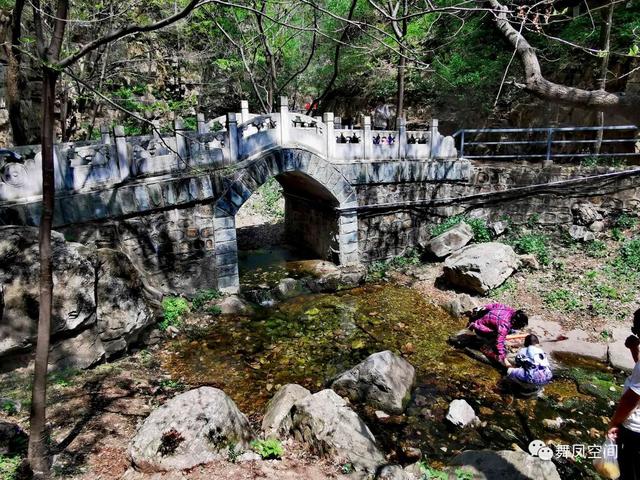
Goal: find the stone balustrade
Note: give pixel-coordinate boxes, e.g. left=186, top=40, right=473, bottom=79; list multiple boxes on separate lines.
left=0, top=96, right=456, bottom=204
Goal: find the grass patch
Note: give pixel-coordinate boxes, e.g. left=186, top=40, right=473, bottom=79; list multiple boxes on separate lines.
left=544, top=288, right=582, bottom=312
left=191, top=289, right=221, bottom=311
left=613, top=238, right=640, bottom=275
left=160, top=297, right=189, bottom=330
left=430, top=215, right=492, bottom=243
left=490, top=278, right=516, bottom=298
left=366, top=249, right=421, bottom=280
left=584, top=239, right=608, bottom=258
left=511, top=233, right=551, bottom=265
left=0, top=455, right=23, bottom=480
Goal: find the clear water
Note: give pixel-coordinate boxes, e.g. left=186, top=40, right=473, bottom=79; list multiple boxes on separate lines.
left=162, top=283, right=622, bottom=478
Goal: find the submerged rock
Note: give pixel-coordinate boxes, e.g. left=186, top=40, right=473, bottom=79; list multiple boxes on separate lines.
left=262, top=384, right=311, bottom=438
left=425, top=222, right=474, bottom=259
left=446, top=399, right=478, bottom=428
left=129, top=387, right=253, bottom=472
left=443, top=242, right=519, bottom=294
left=449, top=450, right=561, bottom=480
left=331, top=350, right=416, bottom=414
left=276, top=278, right=303, bottom=299
left=291, top=389, right=385, bottom=473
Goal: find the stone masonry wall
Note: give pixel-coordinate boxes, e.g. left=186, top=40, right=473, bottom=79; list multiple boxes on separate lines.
left=356, top=162, right=640, bottom=262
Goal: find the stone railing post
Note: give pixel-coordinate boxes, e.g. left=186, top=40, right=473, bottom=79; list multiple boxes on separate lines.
left=334, top=116, right=342, bottom=130
left=362, top=115, right=373, bottom=160
left=227, top=112, right=239, bottom=163
left=100, top=125, right=111, bottom=145
left=175, top=117, right=188, bottom=170
left=398, top=116, right=407, bottom=159
left=323, top=112, right=335, bottom=160
left=279, top=96, right=290, bottom=145
left=197, top=113, right=206, bottom=134
left=240, top=100, right=249, bottom=124
left=113, top=125, right=130, bottom=179
left=430, top=118, right=439, bottom=159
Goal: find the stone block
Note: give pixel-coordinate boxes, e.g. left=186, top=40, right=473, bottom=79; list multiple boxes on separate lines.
left=215, top=227, right=236, bottom=243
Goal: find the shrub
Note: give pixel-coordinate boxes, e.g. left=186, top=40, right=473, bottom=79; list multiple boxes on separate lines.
left=251, top=439, right=284, bottom=460
left=512, top=234, right=551, bottom=265
left=160, top=297, right=189, bottom=330
left=192, top=289, right=221, bottom=311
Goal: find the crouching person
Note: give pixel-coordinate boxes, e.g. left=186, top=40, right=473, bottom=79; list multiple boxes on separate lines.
left=506, top=334, right=552, bottom=397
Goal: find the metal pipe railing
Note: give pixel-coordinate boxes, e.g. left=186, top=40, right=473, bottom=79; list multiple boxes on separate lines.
left=452, top=125, right=639, bottom=161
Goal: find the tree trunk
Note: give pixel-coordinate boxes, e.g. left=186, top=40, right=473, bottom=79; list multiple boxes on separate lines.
left=28, top=67, right=58, bottom=480
left=396, top=48, right=406, bottom=128
left=594, top=2, right=614, bottom=154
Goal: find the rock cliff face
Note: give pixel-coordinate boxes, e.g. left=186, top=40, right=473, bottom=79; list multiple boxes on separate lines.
left=0, top=226, right=158, bottom=370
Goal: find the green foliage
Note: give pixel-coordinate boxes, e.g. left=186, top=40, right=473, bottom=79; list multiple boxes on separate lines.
left=418, top=460, right=472, bottom=479
left=526, top=213, right=540, bottom=229
left=580, top=156, right=627, bottom=168
left=1, top=400, right=18, bottom=416
left=611, top=227, right=625, bottom=242
left=191, top=289, right=221, bottom=311
left=254, top=178, right=284, bottom=219
left=366, top=249, right=421, bottom=281
left=160, top=297, right=189, bottom=330
left=430, top=215, right=491, bottom=243
left=251, top=439, right=284, bottom=459
left=512, top=234, right=551, bottom=265
left=226, top=442, right=243, bottom=463
left=584, top=240, right=608, bottom=258
left=0, top=455, right=22, bottom=480
left=490, top=278, right=516, bottom=297
left=544, top=288, right=582, bottom=312
left=613, top=238, right=640, bottom=275
left=49, top=368, right=81, bottom=388
left=616, top=214, right=638, bottom=230
left=159, top=379, right=184, bottom=390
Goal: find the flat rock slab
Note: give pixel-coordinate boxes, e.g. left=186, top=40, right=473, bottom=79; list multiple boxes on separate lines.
left=450, top=450, right=561, bottom=480
left=608, top=342, right=636, bottom=371
left=425, top=222, right=473, bottom=258
left=541, top=338, right=608, bottom=362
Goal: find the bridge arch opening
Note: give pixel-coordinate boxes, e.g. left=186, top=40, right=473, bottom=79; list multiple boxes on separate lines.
left=212, top=149, right=359, bottom=292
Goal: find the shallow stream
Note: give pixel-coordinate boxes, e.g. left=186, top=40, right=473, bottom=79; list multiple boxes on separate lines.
left=162, top=262, right=624, bottom=479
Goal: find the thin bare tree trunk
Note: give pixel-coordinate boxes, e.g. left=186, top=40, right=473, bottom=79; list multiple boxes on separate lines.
left=394, top=0, right=407, bottom=127
left=28, top=67, right=58, bottom=480
left=595, top=2, right=614, bottom=154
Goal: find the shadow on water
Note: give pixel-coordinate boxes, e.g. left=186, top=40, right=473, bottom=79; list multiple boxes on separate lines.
left=161, top=283, right=622, bottom=479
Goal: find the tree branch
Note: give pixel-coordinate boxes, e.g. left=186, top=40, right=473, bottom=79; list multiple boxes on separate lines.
left=488, top=0, right=639, bottom=112
left=58, top=0, right=199, bottom=68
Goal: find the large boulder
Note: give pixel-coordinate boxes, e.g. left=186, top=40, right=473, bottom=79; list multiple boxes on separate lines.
left=443, top=243, right=520, bottom=294
left=331, top=351, right=415, bottom=414
left=449, top=450, right=561, bottom=480
left=129, top=387, right=254, bottom=472
left=262, top=384, right=311, bottom=438
left=291, top=389, right=385, bottom=473
left=0, top=226, right=96, bottom=357
left=0, top=227, right=158, bottom=370
left=94, top=248, right=156, bottom=357
left=424, top=222, right=474, bottom=259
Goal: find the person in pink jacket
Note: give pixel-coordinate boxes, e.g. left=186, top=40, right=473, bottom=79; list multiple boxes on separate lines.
left=467, top=303, right=529, bottom=367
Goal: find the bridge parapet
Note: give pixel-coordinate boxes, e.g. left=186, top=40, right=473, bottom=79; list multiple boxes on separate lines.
left=0, top=96, right=457, bottom=204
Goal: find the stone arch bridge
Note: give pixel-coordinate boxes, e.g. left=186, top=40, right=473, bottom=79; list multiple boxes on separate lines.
left=1, top=97, right=639, bottom=294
